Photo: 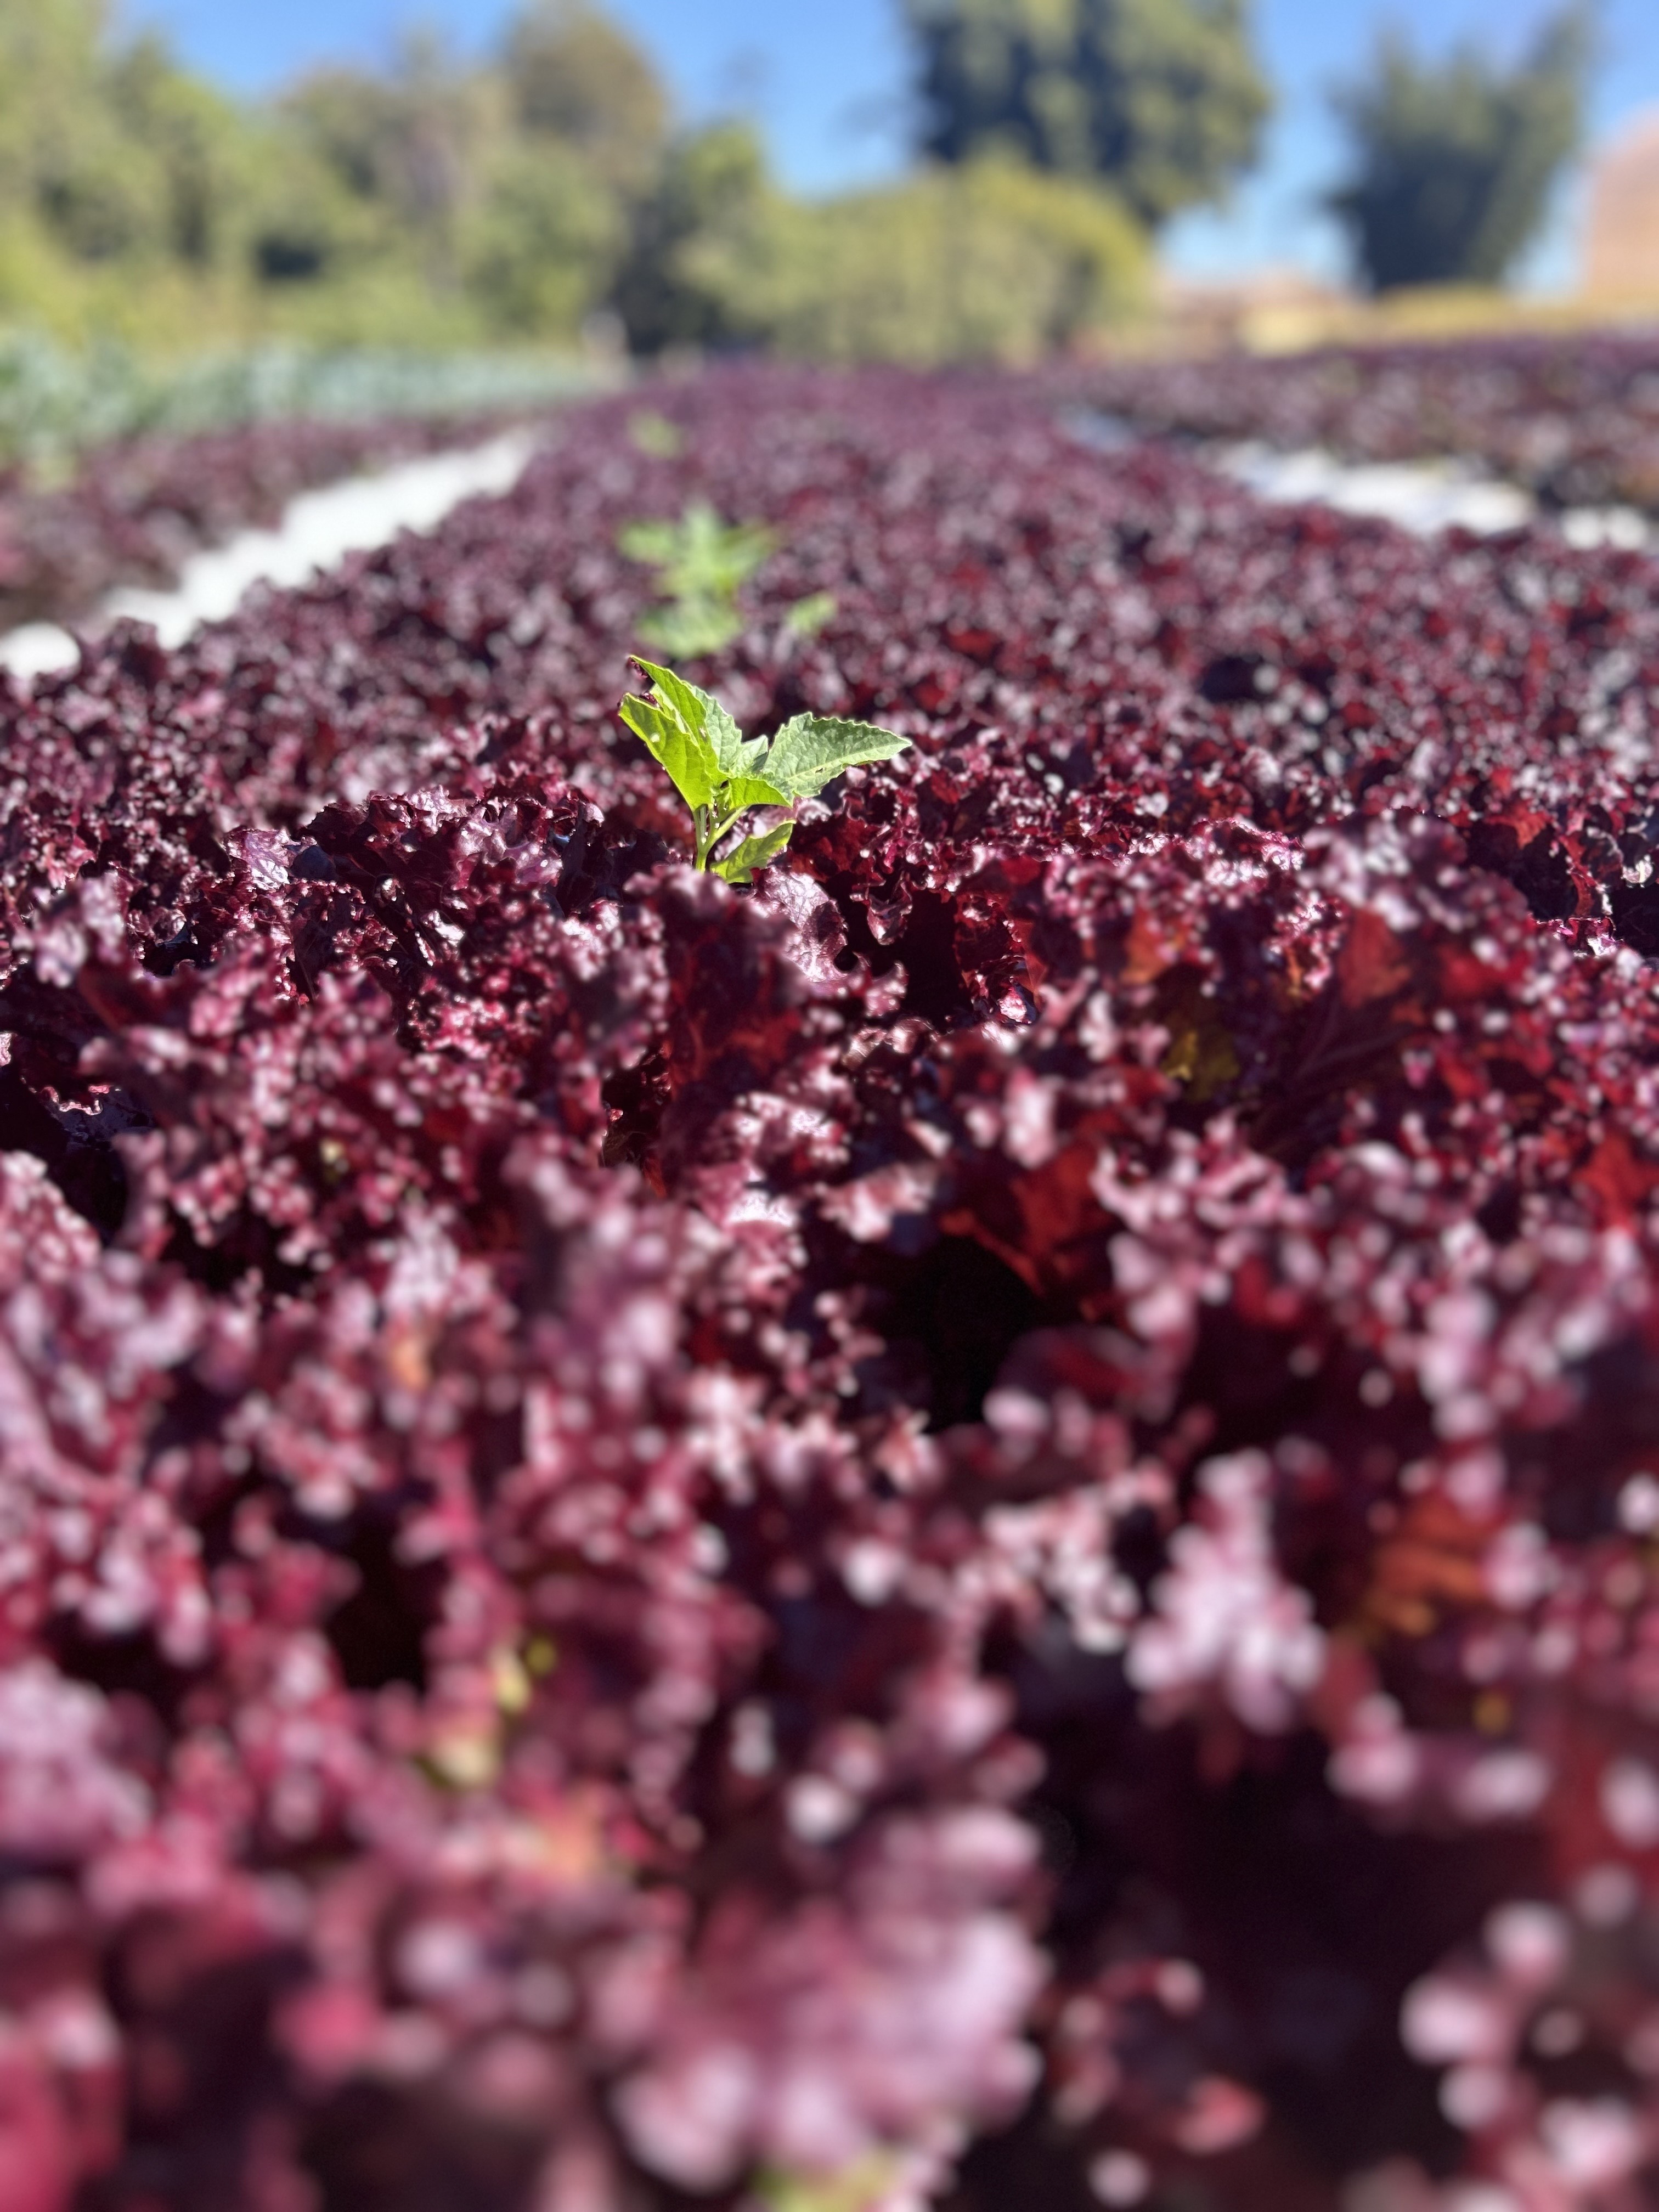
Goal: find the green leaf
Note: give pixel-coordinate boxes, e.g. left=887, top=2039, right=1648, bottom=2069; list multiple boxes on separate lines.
left=620, top=503, right=773, bottom=604
left=672, top=500, right=773, bottom=599
left=617, top=691, right=718, bottom=812
left=628, top=410, right=684, bottom=459
left=617, top=661, right=732, bottom=812
left=618, top=659, right=893, bottom=882
left=625, top=655, right=755, bottom=772
left=617, top=518, right=682, bottom=565
left=723, top=772, right=790, bottom=812
left=758, top=2155, right=900, bottom=2212
left=621, top=503, right=775, bottom=658
left=785, top=590, right=837, bottom=638
left=636, top=597, right=745, bottom=659
left=760, top=713, right=911, bottom=800
left=710, top=820, right=794, bottom=883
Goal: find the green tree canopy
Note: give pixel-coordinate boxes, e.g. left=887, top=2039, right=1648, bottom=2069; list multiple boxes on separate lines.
left=504, top=0, right=670, bottom=194
left=612, top=127, right=1146, bottom=363
left=0, top=0, right=1148, bottom=357
left=903, top=0, right=1271, bottom=228
left=1329, top=5, right=1594, bottom=292
left=612, top=122, right=772, bottom=354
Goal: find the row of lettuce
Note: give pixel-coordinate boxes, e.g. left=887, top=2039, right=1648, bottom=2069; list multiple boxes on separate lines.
left=3, top=365, right=1659, bottom=2208
left=1067, top=325, right=1659, bottom=513
left=21, top=320, right=1659, bottom=641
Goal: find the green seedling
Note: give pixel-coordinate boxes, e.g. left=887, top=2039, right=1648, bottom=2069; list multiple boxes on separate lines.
left=628, top=409, right=684, bottom=459
left=784, top=589, right=838, bottom=639
left=758, top=2157, right=903, bottom=2212
left=633, top=594, right=745, bottom=659
left=618, top=501, right=774, bottom=601
left=618, top=656, right=909, bottom=883
left=619, top=499, right=774, bottom=656
left=620, top=502, right=843, bottom=656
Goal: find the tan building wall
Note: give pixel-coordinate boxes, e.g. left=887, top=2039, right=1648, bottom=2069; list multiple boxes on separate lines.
left=1586, top=112, right=1659, bottom=300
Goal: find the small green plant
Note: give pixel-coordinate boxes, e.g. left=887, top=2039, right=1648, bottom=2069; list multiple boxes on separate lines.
left=758, top=2157, right=902, bottom=2212
left=618, top=657, right=909, bottom=882
left=783, top=589, right=838, bottom=639
left=634, top=597, right=744, bottom=659
left=618, top=500, right=838, bottom=657
left=618, top=499, right=775, bottom=657
left=628, top=409, right=685, bottom=458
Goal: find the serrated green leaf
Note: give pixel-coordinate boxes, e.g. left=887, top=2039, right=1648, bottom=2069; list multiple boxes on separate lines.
left=617, top=669, right=724, bottom=812
left=617, top=693, right=718, bottom=812
left=724, top=771, right=790, bottom=811
left=760, top=713, right=911, bottom=800
left=619, top=658, right=888, bottom=882
left=625, top=655, right=755, bottom=771
left=628, top=659, right=725, bottom=747
left=711, top=820, right=794, bottom=883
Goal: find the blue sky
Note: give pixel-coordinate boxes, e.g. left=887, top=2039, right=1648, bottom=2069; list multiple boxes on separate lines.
left=138, top=0, right=1659, bottom=289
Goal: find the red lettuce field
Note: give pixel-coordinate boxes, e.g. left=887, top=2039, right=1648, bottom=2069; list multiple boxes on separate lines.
left=5, top=364, right=1659, bottom=2212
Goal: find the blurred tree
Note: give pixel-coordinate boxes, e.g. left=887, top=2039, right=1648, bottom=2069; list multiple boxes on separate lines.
left=462, top=0, right=667, bottom=336
left=612, top=122, right=772, bottom=353
left=386, top=29, right=475, bottom=260
left=636, top=145, right=1146, bottom=362
left=903, top=0, right=1270, bottom=227
left=1329, top=6, right=1595, bottom=291
left=0, top=0, right=156, bottom=262
left=108, top=35, right=253, bottom=270
left=461, top=139, right=625, bottom=333
left=503, top=0, right=670, bottom=194
left=0, top=0, right=1155, bottom=358
left=239, top=129, right=381, bottom=286
left=284, top=30, right=486, bottom=289
left=284, top=69, right=409, bottom=216
left=33, top=124, right=167, bottom=264
left=0, top=0, right=105, bottom=188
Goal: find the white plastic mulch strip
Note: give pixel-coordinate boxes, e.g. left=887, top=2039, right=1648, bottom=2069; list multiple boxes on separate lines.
left=1064, top=408, right=1655, bottom=552
left=1215, top=441, right=1535, bottom=537
left=0, top=427, right=545, bottom=684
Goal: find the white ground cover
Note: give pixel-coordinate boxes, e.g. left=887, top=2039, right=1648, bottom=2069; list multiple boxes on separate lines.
left=0, top=427, right=544, bottom=685
left=1066, top=408, right=1654, bottom=551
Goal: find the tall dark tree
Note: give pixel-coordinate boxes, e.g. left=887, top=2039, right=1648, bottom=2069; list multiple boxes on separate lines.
left=904, top=0, right=1271, bottom=229
left=1329, top=5, right=1594, bottom=292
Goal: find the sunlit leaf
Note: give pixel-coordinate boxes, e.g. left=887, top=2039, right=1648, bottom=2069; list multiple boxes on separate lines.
left=760, top=712, right=911, bottom=799
left=619, top=661, right=907, bottom=878
left=626, top=656, right=734, bottom=752
left=618, top=668, right=722, bottom=812
left=710, top=820, right=795, bottom=882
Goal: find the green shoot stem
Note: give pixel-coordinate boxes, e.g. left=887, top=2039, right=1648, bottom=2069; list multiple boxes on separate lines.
left=691, top=801, right=754, bottom=871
